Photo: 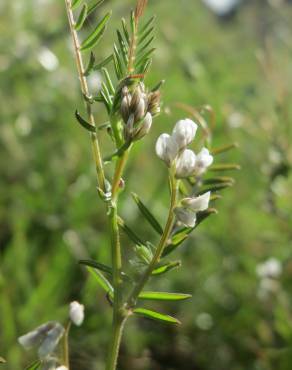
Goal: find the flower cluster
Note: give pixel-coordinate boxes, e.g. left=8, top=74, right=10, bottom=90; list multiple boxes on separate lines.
left=120, top=83, right=160, bottom=142
left=156, top=119, right=214, bottom=227
left=155, top=119, right=213, bottom=178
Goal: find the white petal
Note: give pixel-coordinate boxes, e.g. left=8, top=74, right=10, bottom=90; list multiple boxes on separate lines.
left=56, top=366, right=68, bottom=370
left=174, top=207, right=197, bottom=227
left=195, top=147, right=213, bottom=175
left=172, top=119, right=198, bottom=149
left=181, top=192, right=211, bottom=212
left=18, top=322, right=57, bottom=350
left=38, top=323, right=65, bottom=359
left=69, top=301, right=85, bottom=326
left=155, top=133, right=178, bottom=167
left=175, top=149, right=196, bottom=178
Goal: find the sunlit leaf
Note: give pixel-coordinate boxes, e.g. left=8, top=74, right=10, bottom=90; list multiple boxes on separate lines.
left=80, top=12, right=111, bottom=51
left=75, top=3, right=88, bottom=31
left=75, top=110, right=96, bottom=132
left=86, top=266, right=114, bottom=294
left=131, top=193, right=163, bottom=235
left=133, top=308, right=181, bottom=325
left=71, top=0, right=83, bottom=10
left=152, top=260, right=181, bottom=276
left=25, top=360, right=41, bottom=370
left=210, top=164, right=241, bottom=172
left=138, top=291, right=191, bottom=301
left=87, top=0, right=104, bottom=16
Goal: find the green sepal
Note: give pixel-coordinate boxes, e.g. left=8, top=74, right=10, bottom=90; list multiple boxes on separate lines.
left=152, top=261, right=181, bottom=276
left=75, top=110, right=96, bottom=132
left=133, top=308, right=181, bottom=325
left=75, top=3, right=88, bottom=31
left=131, top=193, right=163, bottom=235
left=138, top=291, right=192, bottom=301
left=80, top=11, right=111, bottom=52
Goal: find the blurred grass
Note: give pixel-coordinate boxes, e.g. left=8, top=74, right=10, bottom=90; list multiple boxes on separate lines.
left=0, top=0, right=292, bottom=369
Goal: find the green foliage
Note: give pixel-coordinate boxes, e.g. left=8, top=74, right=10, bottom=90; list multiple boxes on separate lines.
left=133, top=308, right=180, bottom=325
left=80, top=12, right=112, bottom=51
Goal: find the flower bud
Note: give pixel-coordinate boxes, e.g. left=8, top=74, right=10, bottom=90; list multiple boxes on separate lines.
left=172, top=119, right=198, bottom=149
left=134, top=97, right=146, bottom=122
left=120, top=94, right=131, bottom=123
left=134, top=112, right=153, bottom=141
left=156, top=133, right=178, bottom=167
left=175, top=149, right=196, bottom=178
left=174, top=207, right=197, bottom=228
left=147, top=91, right=161, bottom=116
left=69, top=301, right=84, bottom=326
left=194, top=147, right=213, bottom=175
left=181, top=191, right=211, bottom=212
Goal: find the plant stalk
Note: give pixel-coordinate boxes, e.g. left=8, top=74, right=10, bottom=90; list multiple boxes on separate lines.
left=64, top=0, right=106, bottom=192
left=126, top=173, right=179, bottom=307
left=63, top=321, right=72, bottom=370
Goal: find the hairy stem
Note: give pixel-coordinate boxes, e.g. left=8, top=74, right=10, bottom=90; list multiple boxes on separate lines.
left=64, top=0, right=106, bottom=192
left=126, top=174, right=179, bottom=307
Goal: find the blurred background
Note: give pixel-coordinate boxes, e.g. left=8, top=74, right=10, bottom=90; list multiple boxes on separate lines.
left=1, top=0, right=292, bottom=369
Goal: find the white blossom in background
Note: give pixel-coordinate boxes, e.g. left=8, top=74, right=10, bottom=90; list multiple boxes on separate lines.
left=69, top=301, right=85, bottom=326
left=18, top=321, right=64, bottom=359
left=202, top=0, right=241, bottom=16
left=256, top=258, right=282, bottom=279
left=37, top=47, right=59, bottom=71
left=56, top=366, right=68, bottom=370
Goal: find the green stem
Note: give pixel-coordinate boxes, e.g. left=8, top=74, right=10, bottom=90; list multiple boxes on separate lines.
left=105, top=315, right=127, bottom=370
left=64, top=0, right=106, bottom=192
left=126, top=174, right=179, bottom=307
left=63, top=321, right=72, bottom=369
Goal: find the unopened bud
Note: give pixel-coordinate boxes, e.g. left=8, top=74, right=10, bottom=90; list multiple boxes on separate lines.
left=69, top=301, right=84, bottom=326
left=120, top=95, right=131, bottom=123
left=172, top=119, right=198, bottom=150
left=175, top=149, right=197, bottom=178
left=134, top=97, right=146, bottom=122
left=134, top=112, right=153, bottom=141
left=156, top=133, right=178, bottom=167
left=194, top=148, right=213, bottom=175
left=147, top=91, right=161, bottom=116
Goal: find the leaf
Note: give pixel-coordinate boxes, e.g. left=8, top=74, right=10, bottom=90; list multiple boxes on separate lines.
left=25, top=360, right=41, bottom=370
left=131, top=193, right=163, bottom=235
left=135, top=47, right=156, bottom=68
left=93, top=54, right=113, bottom=71
left=71, top=0, right=83, bottom=10
left=79, top=259, right=112, bottom=275
left=210, top=164, right=241, bottom=172
left=75, top=3, right=88, bottom=31
left=116, top=31, right=129, bottom=67
left=83, top=52, right=96, bottom=76
left=87, top=0, right=104, bottom=16
left=133, top=308, right=181, bottom=325
left=138, top=291, right=191, bottom=301
left=118, top=217, right=145, bottom=246
left=121, top=18, right=130, bottom=45
left=86, top=266, right=114, bottom=294
left=75, top=110, right=96, bottom=132
left=203, top=176, right=235, bottom=185
left=211, top=142, right=239, bottom=155
left=152, top=261, right=181, bottom=276
left=197, top=183, right=233, bottom=194
left=102, top=68, right=115, bottom=95
left=80, top=12, right=112, bottom=52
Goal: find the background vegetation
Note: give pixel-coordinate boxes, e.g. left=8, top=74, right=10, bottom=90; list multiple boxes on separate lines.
left=1, top=0, right=292, bottom=369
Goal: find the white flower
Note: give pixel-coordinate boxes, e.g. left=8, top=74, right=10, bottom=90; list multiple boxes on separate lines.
left=194, top=147, right=213, bottom=175
left=175, top=149, right=196, bottom=178
left=156, top=133, right=178, bottom=167
left=181, top=192, right=211, bottom=212
left=69, top=301, right=84, bottom=326
left=18, top=322, right=64, bottom=360
left=56, top=366, right=68, bottom=370
left=256, top=258, right=282, bottom=279
left=174, top=207, right=197, bottom=228
left=172, top=119, right=198, bottom=149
